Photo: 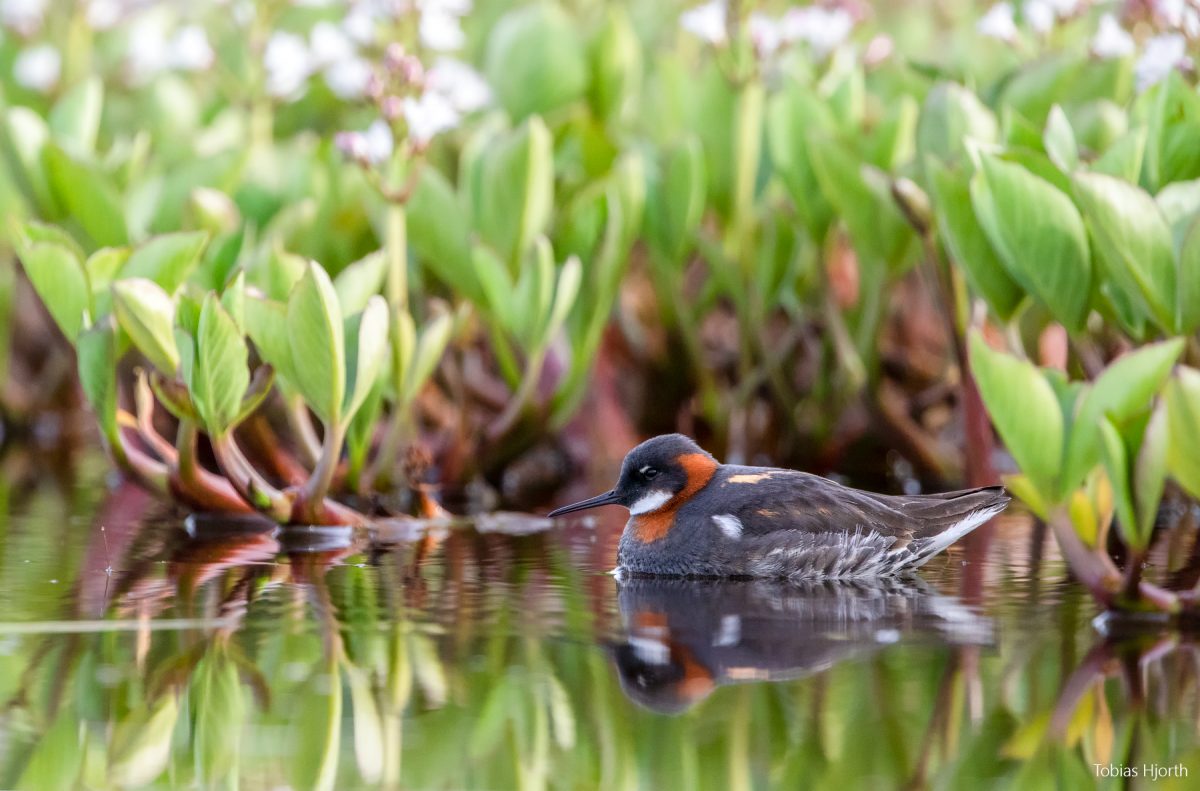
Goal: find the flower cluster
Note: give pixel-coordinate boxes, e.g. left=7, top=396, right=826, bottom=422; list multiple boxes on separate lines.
left=680, top=1, right=858, bottom=61
left=976, top=1, right=1085, bottom=41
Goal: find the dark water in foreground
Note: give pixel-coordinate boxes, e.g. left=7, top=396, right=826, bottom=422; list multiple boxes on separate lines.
left=1, top=452, right=1198, bottom=789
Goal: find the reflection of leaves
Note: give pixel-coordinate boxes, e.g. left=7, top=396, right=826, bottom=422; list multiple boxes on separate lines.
left=108, top=694, right=179, bottom=788
left=288, top=658, right=343, bottom=791
left=191, top=648, right=245, bottom=786
left=16, top=707, right=84, bottom=790
left=346, top=666, right=384, bottom=784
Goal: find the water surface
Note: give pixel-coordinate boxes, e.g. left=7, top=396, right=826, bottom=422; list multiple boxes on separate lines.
left=1, top=451, right=1198, bottom=789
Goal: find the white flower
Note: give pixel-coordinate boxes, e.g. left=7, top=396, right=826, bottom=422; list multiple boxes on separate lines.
left=748, top=12, right=782, bottom=58
left=1156, top=0, right=1200, bottom=38
left=1023, top=0, right=1055, bottom=34
left=325, top=56, right=372, bottom=99
left=427, top=57, right=491, bottom=112
left=171, top=26, right=214, bottom=71
left=680, top=0, right=726, bottom=46
left=1092, top=13, right=1134, bottom=59
left=977, top=2, right=1017, bottom=41
left=342, top=3, right=378, bottom=44
left=363, top=118, right=394, bottom=163
left=86, top=0, right=122, bottom=30
left=1, top=0, right=47, bottom=35
left=404, top=90, right=460, bottom=145
left=781, top=6, right=855, bottom=58
left=264, top=31, right=313, bottom=99
left=1136, top=33, right=1192, bottom=91
left=419, top=4, right=465, bottom=50
left=14, top=43, right=60, bottom=93
left=309, top=21, right=355, bottom=68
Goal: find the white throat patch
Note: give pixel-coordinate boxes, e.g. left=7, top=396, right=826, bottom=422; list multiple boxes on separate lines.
left=629, top=490, right=673, bottom=515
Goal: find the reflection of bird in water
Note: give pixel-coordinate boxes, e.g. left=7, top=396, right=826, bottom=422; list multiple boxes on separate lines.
left=610, top=577, right=992, bottom=714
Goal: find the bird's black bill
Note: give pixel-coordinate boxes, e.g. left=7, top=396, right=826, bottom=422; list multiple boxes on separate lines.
left=548, top=490, right=622, bottom=518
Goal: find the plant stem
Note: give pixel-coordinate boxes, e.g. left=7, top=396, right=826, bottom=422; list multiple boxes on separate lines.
left=173, top=420, right=253, bottom=513
left=211, top=433, right=293, bottom=521
left=299, top=421, right=346, bottom=521
left=488, top=348, right=545, bottom=441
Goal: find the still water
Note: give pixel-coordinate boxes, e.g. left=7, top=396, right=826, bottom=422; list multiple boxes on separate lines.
left=1, top=451, right=1198, bottom=789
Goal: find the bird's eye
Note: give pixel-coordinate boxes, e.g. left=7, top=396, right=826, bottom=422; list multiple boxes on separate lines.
left=643, top=467, right=659, bottom=480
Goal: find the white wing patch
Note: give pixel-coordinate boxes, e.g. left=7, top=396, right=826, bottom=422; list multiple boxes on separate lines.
left=628, top=636, right=671, bottom=665
left=630, top=489, right=672, bottom=515
left=713, top=514, right=743, bottom=540
left=714, top=615, right=741, bottom=647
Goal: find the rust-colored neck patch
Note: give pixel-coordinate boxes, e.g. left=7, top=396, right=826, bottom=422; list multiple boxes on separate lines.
left=632, top=452, right=718, bottom=544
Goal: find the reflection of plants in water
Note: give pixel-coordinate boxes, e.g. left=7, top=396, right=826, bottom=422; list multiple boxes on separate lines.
left=4, top=490, right=1200, bottom=789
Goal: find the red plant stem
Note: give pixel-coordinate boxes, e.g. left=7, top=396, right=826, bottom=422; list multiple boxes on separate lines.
left=173, top=421, right=253, bottom=514
left=211, top=433, right=293, bottom=522
left=1048, top=509, right=1122, bottom=609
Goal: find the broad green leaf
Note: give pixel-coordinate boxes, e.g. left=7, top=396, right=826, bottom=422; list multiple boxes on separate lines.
left=589, top=5, right=641, bottom=123
left=916, top=82, right=999, bottom=167
left=1156, top=177, right=1200, bottom=247
left=972, top=155, right=1092, bottom=330
left=1179, top=218, right=1200, bottom=332
left=969, top=332, right=1064, bottom=501
left=43, top=143, right=128, bottom=247
left=478, top=117, right=554, bottom=266
left=15, top=219, right=85, bottom=259
left=1090, top=127, right=1146, bottom=183
left=1, top=107, right=57, bottom=214
left=16, top=707, right=83, bottom=791
left=112, top=278, right=179, bottom=373
left=1072, top=172, right=1177, bottom=332
left=190, top=294, right=250, bottom=435
left=408, top=168, right=480, bottom=304
left=485, top=3, right=587, bottom=120
left=766, top=85, right=834, bottom=241
left=221, top=269, right=245, bottom=329
left=646, top=138, right=707, bottom=261
left=85, top=246, right=130, bottom=317
left=48, top=77, right=103, bottom=155
left=15, top=241, right=90, bottom=340
left=1098, top=417, right=1141, bottom=550
left=334, top=251, right=388, bottom=315
left=77, top=321, right=119, bottom=444
left=1134, top=402, right=1169, bottom=548
left=287, top=262, right=345, bottom=425
left=927, top=160, right=1023, bottom=320
left=1060, top=338, right=1183, bottom=497
left=472, top=245, right=513, bottom=328
left=1043, top=105, right=1078, bottom=172
left=402, top=312, right=452, bottom=403
left=1164, top=367, right=1200, bottom=499
left=188, top=186, right=240, bottom=233
left=343, top=295, right=389, bottom=420
left=545, top=255, right=582, bottom=343
left=261, top=244, right=308, bottom=302
left=120, top=231, right=208, bottom=293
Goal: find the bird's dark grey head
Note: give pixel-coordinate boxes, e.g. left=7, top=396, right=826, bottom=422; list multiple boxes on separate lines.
left=547, top=434, right=717, bottom=518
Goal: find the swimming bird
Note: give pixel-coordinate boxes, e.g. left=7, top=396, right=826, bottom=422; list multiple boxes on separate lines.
left=547, top=434, right=1010, bottom=579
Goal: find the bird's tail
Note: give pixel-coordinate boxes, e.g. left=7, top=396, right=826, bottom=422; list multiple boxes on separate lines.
left=906, top=486, right=1010, bottom=567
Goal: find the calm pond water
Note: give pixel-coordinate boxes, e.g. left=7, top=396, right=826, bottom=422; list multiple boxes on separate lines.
left=1, top=450, right=1199, bottom=789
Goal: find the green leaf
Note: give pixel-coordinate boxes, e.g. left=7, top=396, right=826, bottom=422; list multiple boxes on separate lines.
left=916, top=82, right=999, bottom=167
left=972, top=155, right=1092, bottom=330
left=969, top=332, right=1064, bottom=501
left=402, top=312, right=452, bottom=404
left=246, top=295, right=298, bottom=388
left=545, top=255, right=582, bottom=344
left=1164, top=367, right=1200, bottom=499
left=1043, top=105, right=1078, bottom=172
left=85, top=246, right=130, bottom=317
left=77, top=321, right=119, bottom=445
left=485, top=3, right=587, bottom=120
left=1098, top=417, right=1141, bottom=549
left=346, top=668, right=384, bottom=784
left=16, top=707, right=83, bottom=791
left=646, top=138, right=707, bottom=261
left=589, top=5, right=641, bottom=123
left=477, top=117, right=554, bottom=266
left=48, top=77, right=103, bottom=155
left=1060, top=338, right=1183, bottom=498
left=287, top=262, right=345, bottom=425
left=1072, top=172, right=1177, bottom=332
left=15, top=240, right=90, bottom=340
left=1178, top=218, right=1200, bottom=332
left=189, top=294, right=250, bottom=435
left=334, top=251, right=388, bottom=315
left=342, top=295, right=389, bottom=420
left=112, top=278, right=179, bottom=373
left=221, top=269, right=245, bottom=329
left=1090, top=127, right=1146, bottom=182
left=43, top=143, right=128, bottom=247
left=927, top=160, right=1023, bottom=320
left=472, top=245, right=514, bottom=328
left=407, top=168, right=480, bottom=304
left=1134, top=402, right=1169, bottom=548
left=120, top=231, right=209, bottom=293
left=1, top=107, right=57, bottom=215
